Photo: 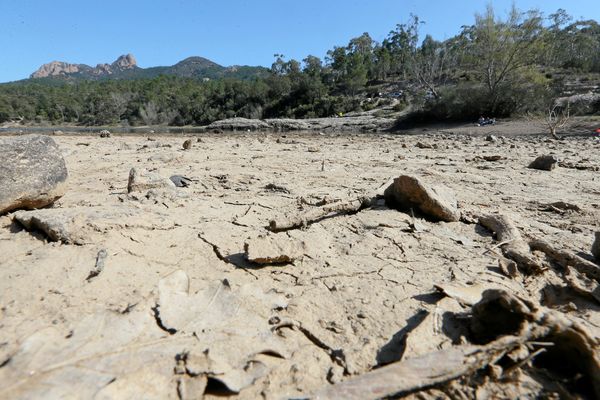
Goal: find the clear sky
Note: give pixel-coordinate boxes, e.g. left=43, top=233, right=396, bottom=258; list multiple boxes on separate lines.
left=1, top=0, right=599, bottom=83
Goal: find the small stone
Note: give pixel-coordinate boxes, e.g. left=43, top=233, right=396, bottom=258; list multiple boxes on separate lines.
left=127, top=168, right=175, bottom=193
left=485, top=135, right=498, bottom=142
left=244, top=234, right=305, bottom=265
left=169, top=175, right=193, bottom=188
left=415, top=142, right=433, bottom=149
left=483, top=155, right=502, bottom=162
left=528, top=155, right=559, bottom=171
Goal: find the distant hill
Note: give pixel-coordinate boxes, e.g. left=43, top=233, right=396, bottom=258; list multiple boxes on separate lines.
left=28, top=54, right=269, bottom=82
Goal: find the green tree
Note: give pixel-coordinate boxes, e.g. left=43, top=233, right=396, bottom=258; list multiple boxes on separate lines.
left=461, top=4, right=545, bottom=113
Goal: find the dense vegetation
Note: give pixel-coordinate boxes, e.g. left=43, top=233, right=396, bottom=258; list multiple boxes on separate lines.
left=1, top=5, right=599, bottom=126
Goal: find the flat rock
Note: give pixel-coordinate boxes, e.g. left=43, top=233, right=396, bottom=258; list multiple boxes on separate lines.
left=383, top=175, right=460, bottom=222
left=206, top=117, right=271, bottom=131
left=528, top=155, right=558, bottom=171
left=244, top=234, right=305, bottom=264
left=127, top=168, right=175, bottom=193
left=13, top=206, right=173, bottom=244
left=0, top=135, right=68, bottom=214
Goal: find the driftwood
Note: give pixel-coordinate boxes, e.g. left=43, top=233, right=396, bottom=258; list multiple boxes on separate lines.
left=478, top=214, right=546, bottom=274
left=312, top=337, right=522, bottom=400
left=268, top=196, right=373, bottom=232
left=313, top=289, right=600, bottom=400
left=564, top=266, right=600, bottom=304
left=479, top=214, right=600, bottom=284
left=529, top=239, right=600, bottom=281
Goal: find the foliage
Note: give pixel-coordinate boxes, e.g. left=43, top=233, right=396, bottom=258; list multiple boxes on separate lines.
left=1, top=5, right=599, bottom=126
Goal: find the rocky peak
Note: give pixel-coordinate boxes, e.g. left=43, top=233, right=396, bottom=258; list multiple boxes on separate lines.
left=30, top=61, right=82, bottom=78
left=112, top=54, right=137, bottom=70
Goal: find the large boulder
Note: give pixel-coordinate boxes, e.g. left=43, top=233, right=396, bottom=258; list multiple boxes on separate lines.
left=384, top=175, right=460, bottom=222
left=0, top=135, right=68, bottom=214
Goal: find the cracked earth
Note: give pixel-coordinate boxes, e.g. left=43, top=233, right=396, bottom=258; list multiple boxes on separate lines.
left=1, top=130, right=599, bottom=399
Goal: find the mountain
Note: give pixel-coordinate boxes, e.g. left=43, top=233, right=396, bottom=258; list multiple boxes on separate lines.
left=29, top=54, right=268, bottom=81
left=31, top=54, right=139, bottom=79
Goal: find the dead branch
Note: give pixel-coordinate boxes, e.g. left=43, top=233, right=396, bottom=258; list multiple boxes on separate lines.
left=529, top=239, right=600, bottom=281
left=313, top=289, right=600, bottom=400
left=545, top=102, right=570, bottom=139
left=478, top=214, right=546, bottom=274
left=268, top=196, right=374, bottom=232
left=312, top=337, right=523, bottom=400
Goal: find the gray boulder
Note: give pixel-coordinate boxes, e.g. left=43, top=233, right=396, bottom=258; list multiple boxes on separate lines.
left=384, top=175, right=460, bottom=222
left=0, top=135, right=68, bottom=214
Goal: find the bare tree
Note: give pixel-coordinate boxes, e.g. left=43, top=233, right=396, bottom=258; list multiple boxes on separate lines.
left=545, top=102, right=570, bottom=139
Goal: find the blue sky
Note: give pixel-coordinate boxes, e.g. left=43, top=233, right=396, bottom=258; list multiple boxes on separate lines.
left=1, top=0, right=599, bottom=82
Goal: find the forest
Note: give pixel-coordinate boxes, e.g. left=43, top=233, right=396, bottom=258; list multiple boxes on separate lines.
left=1, top=5, right=599, bottom=126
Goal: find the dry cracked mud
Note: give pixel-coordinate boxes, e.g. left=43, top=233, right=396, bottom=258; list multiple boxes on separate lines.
left=1, top=130, right=599, bottom=399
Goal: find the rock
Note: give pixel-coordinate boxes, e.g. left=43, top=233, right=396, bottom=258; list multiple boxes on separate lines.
left=30, top=61, right=83, bottom=78
left=169, top=175, right=193, bottom=188
left=485, top=135, right=498, bottom=142
left=30, top=54, right=137, bottom=79
left=244, top=234, right=305, bottom=265
left=205, top=117, right=270, bottom=132
left=13, top=206, right=172, bottom=244
left=0, top=135, right=68, bottom=214
left=127, top=168, right=175, bottom=193
left=483, top=155, right=502, bottom=162
left=384, top=175, right=460, bottom=222
left=203, top=116, right=395, bottom=134
left=112, top=54, right=137, bottom=70
left=415, top=142, right=433, bottom=149
left=593, top=232, right=600, bottom=261
left=266, top=119, right=310, bottom=131
left=264, top=183, right=290, bottom=194
left=182, top=139, right=193, bottom=150
left=528, top=155, right=558, bottom=171
left=99, top=130, right=111, bottom=138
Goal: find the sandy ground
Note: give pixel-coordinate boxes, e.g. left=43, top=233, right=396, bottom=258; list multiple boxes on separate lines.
left=1, top=128, right=599, bottom=399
